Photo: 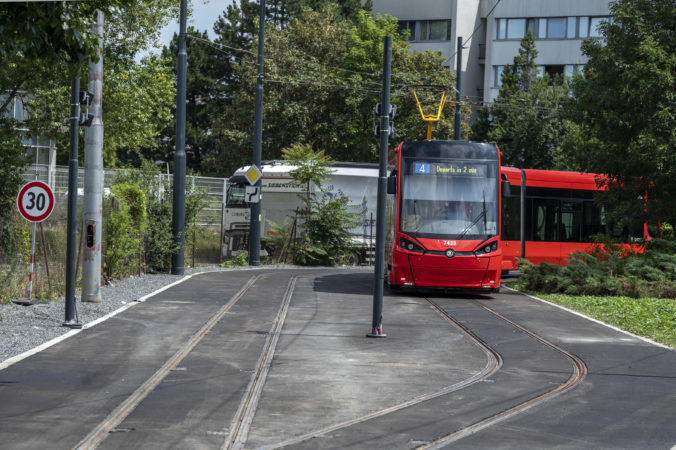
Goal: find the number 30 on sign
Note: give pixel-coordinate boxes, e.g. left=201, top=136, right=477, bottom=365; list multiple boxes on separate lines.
left=17, top=181, right=55, bottom=222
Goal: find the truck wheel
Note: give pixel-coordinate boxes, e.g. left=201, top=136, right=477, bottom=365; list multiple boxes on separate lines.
left=342, top=251, right=361, bottom=266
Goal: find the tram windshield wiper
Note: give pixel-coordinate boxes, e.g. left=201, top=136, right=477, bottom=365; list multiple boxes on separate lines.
left=456, top=192, right=487, bottom=239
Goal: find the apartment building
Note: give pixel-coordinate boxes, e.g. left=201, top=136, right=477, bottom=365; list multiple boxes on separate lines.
left=371, top=0, right=611, bottom=106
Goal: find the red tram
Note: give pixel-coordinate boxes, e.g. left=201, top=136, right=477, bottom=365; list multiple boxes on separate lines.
left=385, top=140, right=508, bottom=292
left=500, top=167, right=648, bottom=271
left=385, top=140, right=648, bottom=292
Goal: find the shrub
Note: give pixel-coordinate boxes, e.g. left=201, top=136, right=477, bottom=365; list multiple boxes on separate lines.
left=105, top=183, right=146, bottom=279
left=516, top=238, right=676, bottom=298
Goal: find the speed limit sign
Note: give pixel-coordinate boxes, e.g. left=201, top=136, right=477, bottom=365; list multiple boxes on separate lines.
left=17, top=181, right=55, bottom=222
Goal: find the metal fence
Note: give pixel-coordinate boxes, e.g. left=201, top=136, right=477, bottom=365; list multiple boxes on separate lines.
left=21, top=165, right=227, bottom=226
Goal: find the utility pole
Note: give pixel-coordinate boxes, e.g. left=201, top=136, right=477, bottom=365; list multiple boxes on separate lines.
left=454, top=36, right=462, bottom=141
left=172, top=0, right=188, bottom=275
left=368, top=36, right=392, bottom=338
left=64, top=77, right=81, bottom=328
left=249, top=0, right=266, bottom=266
left=82, top=10, right=104, bottom=303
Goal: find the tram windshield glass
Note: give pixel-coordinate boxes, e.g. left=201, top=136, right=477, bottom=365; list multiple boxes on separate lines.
left=399, top=158, right=499, bottom=239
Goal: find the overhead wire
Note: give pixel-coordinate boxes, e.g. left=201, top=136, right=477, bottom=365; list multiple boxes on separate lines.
left=185, top=25, right=568, bottom=116
left=444, top=0, right=503, bottom=65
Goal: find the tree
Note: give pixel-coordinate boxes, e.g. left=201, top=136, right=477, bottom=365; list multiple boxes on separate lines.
left=567, top=0, right=676, bottom=227
left=267, top=143, right=361, bottom=265
left=4, top=1, right=178, bottom=168
left=154, top=28, right=228, bottom=172
left=471, top=31, right=574, bottom=170
left=205, top=6, right=460, bottom=176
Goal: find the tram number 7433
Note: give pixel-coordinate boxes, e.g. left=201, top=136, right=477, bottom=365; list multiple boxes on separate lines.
left=442, top=240, right=457, bottom=247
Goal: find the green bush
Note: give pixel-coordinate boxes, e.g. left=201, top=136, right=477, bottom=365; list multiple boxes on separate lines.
left=516, top=238, right=676, bottom=298
left=111, top=162, right=206, bottom=272
left=105, top=183, right=146, bottom=279
left=269, top=143, right=361, bottom=266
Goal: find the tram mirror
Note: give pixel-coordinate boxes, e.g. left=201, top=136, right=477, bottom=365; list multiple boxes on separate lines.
left=387, top=174, right=397, bottom=194
left=501, top=174, right=511, bottom=197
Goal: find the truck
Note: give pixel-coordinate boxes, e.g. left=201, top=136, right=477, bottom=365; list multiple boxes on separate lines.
left=223, top=161, right=380, bottom=264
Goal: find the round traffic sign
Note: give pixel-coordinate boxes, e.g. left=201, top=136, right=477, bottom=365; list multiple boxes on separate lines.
left=17, top=181, right=55, bottom=222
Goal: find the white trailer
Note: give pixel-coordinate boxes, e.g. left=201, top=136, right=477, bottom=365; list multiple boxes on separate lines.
left=223, top=161, right=380, bottom=264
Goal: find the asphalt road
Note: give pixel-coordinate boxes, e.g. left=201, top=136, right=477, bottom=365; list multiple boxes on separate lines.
left=0, top=268, right=674, bottom=449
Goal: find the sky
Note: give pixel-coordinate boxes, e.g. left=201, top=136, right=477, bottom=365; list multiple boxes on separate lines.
left=156, top=0, right=234, bottom=50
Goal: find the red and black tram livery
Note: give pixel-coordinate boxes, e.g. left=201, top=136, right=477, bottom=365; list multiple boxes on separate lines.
left=386, top=140, right=507, bottom=291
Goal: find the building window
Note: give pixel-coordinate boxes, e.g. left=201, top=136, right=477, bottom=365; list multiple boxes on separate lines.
left=494, top=65, right=505, bottom=87
left=567, top=17, right=577, bottom=39
left=496, top=16, right=609, bottom=41
left=400, top=19, right=451, bottom=41
left=507, top=18, right=526, bottom=39
left=588, top=17, right=605, bottom=37
left=578, top=16, right=589, bottom=38
left=398, top=20, right=416, bottom=41
left=547, top=18, right=566, bottom=39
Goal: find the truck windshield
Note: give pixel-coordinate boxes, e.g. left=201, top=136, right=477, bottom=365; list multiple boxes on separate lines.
left=399, top=159, right=499, bottom=239
left=226, top=185, right=247, bottom=207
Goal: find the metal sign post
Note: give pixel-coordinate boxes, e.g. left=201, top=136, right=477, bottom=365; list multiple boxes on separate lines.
left=15, top=181, right=55, bottom=305
left=368, top=36, right=392, bottom=338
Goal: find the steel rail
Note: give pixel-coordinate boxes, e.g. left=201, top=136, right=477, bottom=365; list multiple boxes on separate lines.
left=73, top=275, right=261, bottom=450
left=417, top=299, right=588, bottom=449
left=257, top=296, right=502, bottom=450
left=224, top=276, right=298, bottom=450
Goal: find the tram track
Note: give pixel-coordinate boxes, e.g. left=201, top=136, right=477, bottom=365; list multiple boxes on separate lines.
left=224, top=276, right=298, bottom=450
left=73, top=275, right=262, bottom=450
left=257, top=295, right=502, bottom=450
left=416, top=298, right=588, bottom=449
left=256, top=294, right=586, bottom=449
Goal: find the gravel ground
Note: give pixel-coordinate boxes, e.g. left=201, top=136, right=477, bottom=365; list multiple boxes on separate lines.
left=0, top=265, right=372, bottom=366
left=0, top=266, right=224, bottom=364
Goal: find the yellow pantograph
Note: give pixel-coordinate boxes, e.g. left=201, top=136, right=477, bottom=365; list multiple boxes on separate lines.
left=413, top=90, right=447, bottom=140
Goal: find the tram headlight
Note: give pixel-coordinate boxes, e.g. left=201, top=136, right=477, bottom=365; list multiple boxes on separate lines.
left=400, top=238, right=424, bottom=253
left=478, top=241, right=498, bottom=254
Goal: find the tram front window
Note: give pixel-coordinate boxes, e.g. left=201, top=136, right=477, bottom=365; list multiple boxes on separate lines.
left=400, top=159, right=499, bottom=239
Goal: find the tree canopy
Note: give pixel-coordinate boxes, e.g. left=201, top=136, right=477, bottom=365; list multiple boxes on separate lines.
left=203, top=5, right=463, bottom=176
left=471, top=31, right=573, bottom=170
left=567, top=0, right=676, bottom=227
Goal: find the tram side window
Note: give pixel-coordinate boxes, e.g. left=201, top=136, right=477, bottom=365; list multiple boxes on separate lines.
left=501, top=187, right=521, bottom=241
left=530, top=198, right=559, bottom=241
left=561, top=201, right=582, bottom=242
left=582, top=200, right=605, bottom=241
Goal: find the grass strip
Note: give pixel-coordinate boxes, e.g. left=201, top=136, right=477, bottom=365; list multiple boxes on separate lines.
left=535, top=293, right=676, bottom=348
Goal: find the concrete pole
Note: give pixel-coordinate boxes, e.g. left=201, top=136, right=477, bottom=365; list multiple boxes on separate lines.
left=82, top=10, right=104, bottom=303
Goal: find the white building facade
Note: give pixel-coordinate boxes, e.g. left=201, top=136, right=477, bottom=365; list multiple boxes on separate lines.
left=371, top=0, right=611, bottom=107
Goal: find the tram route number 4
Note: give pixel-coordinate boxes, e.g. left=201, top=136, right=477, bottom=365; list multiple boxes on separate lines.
left=17, top=181, right=55, bottom=223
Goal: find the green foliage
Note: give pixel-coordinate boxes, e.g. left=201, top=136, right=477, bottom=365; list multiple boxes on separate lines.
left=0, top=119, right=28, bottom=252
left=105, top=183, right=147, bottom=279
left=265, top=144, right=361, bottom=265
left=282, top=144, right=333, bottom=190
left=296, top=193, right=360, bottom=265
left=221, top=251, right=249, bottom=268
left=471, top=31, right=575, bottom=170
left=111, top=162, right=206, bottom=272
left=516, top=239, right=676, bottom=298
left=566, top=0, right=676, bottom=227
left=207, top=5, right=460, bottom=176
left=0, top=1, right=134, bottom=74
left=539, top=294, right=676, bottom=348
left=1, top=1, right=177, bottom=170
